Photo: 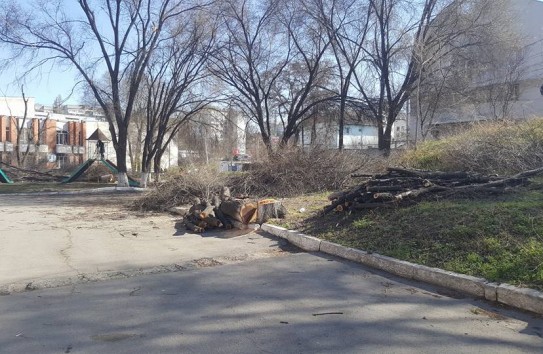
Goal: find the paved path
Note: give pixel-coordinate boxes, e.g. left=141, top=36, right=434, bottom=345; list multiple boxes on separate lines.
left=0, top=194, right=542, bottom=353
left=0, top=194, right=290, bottom=293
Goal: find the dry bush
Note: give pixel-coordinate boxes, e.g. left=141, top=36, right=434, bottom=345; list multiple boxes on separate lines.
left=235, top=147, right=387, bottom=197
left=135, top=147, right=394, bottom=210
left=83, top=163, right=115, bottom=182
left=136, top=165, right=233, bottom=210
left=402, top=119, right=543, bottom=175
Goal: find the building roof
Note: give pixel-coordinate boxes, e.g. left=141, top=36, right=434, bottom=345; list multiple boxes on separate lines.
left=87, top=128, right=110, bottom=141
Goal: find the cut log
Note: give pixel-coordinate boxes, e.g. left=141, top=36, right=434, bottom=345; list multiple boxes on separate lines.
left=211, top=195, right=221, bottom=207
left=220, top=199, right=259, bottom=224
left=203, top=216, right=223, bottom=228
left=220, top=199, right=244, bottom=222
left=214, top=207, right=233, bottom=229
left=185, top=222, right=204, bottom=233
left=372, top=193, right=395, bottom=201
left=366, top=185, right=409, bottom=193
left=220, top=186, right=231, bottom=201
left=351, top=202, right=395, bottom=209
left=256, top=199, right=287, bottom=224
left=328, top=191, right=346, bottom=201
left=199, top=205, right=215, bottom=219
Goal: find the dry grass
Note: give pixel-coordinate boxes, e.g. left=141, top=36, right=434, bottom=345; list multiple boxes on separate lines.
left=403, top=119, right=543, bottom=175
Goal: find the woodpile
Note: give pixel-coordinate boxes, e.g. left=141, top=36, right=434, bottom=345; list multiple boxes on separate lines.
left=183, top=187, right=287, bottom=233
left=325, top=166, right=543, bottom=213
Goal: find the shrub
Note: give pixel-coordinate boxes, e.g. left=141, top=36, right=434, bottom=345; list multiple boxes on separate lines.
left=402, top=119, right=543, bottom=175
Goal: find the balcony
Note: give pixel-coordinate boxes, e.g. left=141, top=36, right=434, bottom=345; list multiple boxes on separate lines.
left=56, top=145, right=73, bottom=154
left=4, top=142, right=13, bottom=152
left=19, top=144, right=36, bottom=153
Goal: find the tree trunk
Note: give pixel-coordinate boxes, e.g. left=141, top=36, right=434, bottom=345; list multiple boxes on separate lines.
left=117, top=173, right=129, bottom=187
left=140, top=171, right=151, bottom=188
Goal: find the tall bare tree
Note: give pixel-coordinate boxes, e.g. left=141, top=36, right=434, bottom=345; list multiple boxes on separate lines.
left=209, top=0, right=292, bottom=154
left=306, top=0, right=372, bottom=150
left=140, top=11, right=217, bottom=186
left=273, top=1, right=335, bottom=147
left=413, top=0, right=524, bottom=142
left=0, top=0, right=205, bottom=185
left=352, top=0, right=498, bottom=153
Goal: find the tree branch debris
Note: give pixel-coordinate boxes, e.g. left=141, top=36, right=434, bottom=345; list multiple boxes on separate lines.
left=325, top=167, right=543, bottom=213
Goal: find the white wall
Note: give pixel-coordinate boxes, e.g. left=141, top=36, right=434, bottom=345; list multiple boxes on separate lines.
left=0, top=97, right=36, bottom=118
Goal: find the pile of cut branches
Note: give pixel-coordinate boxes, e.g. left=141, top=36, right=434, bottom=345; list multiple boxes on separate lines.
left=325, top=166, right=543, bottom=213
left=0, top=161, right=63, bottom=182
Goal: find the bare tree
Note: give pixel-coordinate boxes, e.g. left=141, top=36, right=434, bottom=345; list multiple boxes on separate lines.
left=273, top=1, right=335, bottom=147
left=9, top=86, right=32, bottom=167
left=306, top=0, right=372, bottom=150
left=413, top=0, right=525, bottom=141
left=53, top=95, right=63, bottom=113
left=209, top=0, right=292, bottom=154
left=140, top=13, right=217, bottom=186
left=351, top=0, right=498, bottom=153
left=0, top=0, right=205, bottom=185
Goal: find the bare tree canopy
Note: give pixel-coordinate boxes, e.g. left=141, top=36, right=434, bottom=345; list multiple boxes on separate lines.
left=209, top=0, right=291, bottom=154
left=140, top=9, right=218, bottom=186
left=0, top=0, right=208, bottom=185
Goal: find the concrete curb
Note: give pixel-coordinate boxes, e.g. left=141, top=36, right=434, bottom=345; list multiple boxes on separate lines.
left=261, top=223, right=543, bottom=315
left=0, top=187, right=145, bottom=197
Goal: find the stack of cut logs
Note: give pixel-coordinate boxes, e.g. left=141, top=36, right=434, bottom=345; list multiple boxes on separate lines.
left=325, top=166, right=543, bottom=213
left=184, top=187, right=287, bottom=233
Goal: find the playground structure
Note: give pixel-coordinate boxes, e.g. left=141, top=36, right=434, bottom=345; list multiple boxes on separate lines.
left=0, top=168, right=13, bottom=183
left=1, top=127, right=140, bottom=186
left=61, top=158, right=140, bottom=187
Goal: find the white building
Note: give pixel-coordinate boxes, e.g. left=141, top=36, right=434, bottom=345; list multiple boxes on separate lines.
left=410, top=0, right=543, bottom=139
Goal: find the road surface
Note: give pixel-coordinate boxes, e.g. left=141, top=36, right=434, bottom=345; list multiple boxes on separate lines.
left=0, top=194, right=541, bottom=353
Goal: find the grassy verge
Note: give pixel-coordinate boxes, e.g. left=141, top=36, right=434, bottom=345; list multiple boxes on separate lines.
left=0, top=182, right=115, bottom=194
left=274, top=180, right=543, bottom=291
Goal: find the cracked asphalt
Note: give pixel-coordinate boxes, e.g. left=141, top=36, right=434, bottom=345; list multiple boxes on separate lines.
left=0, top=194, right=294, bottom=294
left=0, top=193, right=542, bottom=353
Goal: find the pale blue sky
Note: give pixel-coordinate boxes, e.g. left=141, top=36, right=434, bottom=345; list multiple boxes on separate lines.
left=0, top=0, right=85, bottom=105
left=1, top=0, right=542, bottom=105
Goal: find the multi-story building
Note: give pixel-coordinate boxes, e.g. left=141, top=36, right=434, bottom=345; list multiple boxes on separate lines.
left=409, top=0, right=543, bottom=140
left=0, top=97, right=86, bottom=167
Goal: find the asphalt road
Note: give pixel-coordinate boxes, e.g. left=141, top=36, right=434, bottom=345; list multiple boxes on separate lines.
left=0, top=194, right=290, bottom=293
left=0, top=194, right=542, bottom=353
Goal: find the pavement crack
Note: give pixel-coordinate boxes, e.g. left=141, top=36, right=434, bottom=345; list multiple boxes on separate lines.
left=54, top=226, right=77, bottom=273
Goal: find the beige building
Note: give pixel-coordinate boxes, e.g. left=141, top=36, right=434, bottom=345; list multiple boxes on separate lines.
left=410, top=0, right=543, bottom=139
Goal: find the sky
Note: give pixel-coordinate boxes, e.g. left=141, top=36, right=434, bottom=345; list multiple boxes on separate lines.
left=1, top=0, right=543, bottom=106
left=0, top=63, right=81, bottom=106
left=0, top=0, right=93, bottom=106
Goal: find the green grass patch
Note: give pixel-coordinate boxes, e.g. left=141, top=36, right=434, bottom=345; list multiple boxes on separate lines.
left=278, top=184, right=543, bottom=291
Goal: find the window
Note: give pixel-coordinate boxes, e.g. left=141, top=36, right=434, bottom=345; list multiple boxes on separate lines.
left=57, top=153, right=68, bottom=169
left=344, top=127, right=350, bottom=134
left=20, top=127, right=31, bottom=144
left=56, top=130, right=68, bottom=145
left=5, top=124, right=11, bottom=142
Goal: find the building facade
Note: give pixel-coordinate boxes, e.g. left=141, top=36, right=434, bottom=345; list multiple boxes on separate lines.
left=409, top=0, right=543, bottom=140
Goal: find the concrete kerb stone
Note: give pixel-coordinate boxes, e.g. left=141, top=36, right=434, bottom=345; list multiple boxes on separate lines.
left=260, top=224, right=321, bottom=252
left=497, top=284, right=543, bottom=315
left=261, top=223, right=543, bottom=315
left=412, top=264, right=486, bottom=298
